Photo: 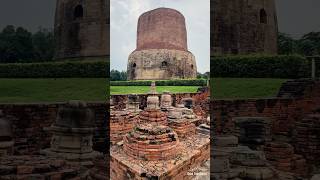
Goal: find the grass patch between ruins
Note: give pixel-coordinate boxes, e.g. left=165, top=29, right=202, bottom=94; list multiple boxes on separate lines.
left=0, top=78, right=287, bottom=103
left=0, top=78, right=107, bottom=103
left=211, top=78, right=288, bottom=99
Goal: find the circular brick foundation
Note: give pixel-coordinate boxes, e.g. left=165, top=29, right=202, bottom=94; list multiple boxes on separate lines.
left=169, top=118, right=196, bottom=138
left=123, top=124, right=179, bottom=161
left=139, top=109, right=167, bottom=125
left=110, top=111, right=138, bottom=144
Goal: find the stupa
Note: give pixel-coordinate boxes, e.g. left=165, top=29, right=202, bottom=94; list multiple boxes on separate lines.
left=42, top=101, right=101, bottom=166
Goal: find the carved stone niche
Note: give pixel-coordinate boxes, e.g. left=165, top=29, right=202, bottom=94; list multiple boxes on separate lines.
left=233, top=117, right=271, bottom=149
left=42, top=101, right=101, bottom=167
left=0, top=110, right=14, bottom=156
left=181, top=97, right=193, bottom=109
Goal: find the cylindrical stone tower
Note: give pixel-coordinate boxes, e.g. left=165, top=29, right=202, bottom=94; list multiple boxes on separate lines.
left=127, top=8, right=197, bottom=80
left=54, top=0, right=109, bottom=60
left=212, top=0, right=278, bottom=55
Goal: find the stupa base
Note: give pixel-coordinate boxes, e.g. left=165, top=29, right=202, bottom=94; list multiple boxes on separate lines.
left=110, top=133, right=209, bottom=180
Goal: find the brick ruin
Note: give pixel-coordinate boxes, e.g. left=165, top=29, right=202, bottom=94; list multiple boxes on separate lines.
left=127, top=8, right=197, bottom=80
left=211, top=79, right=320, bottom=179
left=212, top=0, right=278, bottom=55
left=1, top=79, right=320, bottom=179
left=110, top=89, right=210, bottom=179
left=54, top=0, right=109, bottom=60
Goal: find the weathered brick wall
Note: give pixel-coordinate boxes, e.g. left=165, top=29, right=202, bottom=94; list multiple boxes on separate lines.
left=128, top=49, right=197, bottom=80
left=211, top=79, right=320, bottom=135
left=212, top=0, right=278, bottom=55
left=128, top=7, right=197, bottom=80
left=137, top=8, right=187, bottom=51
left=0, top=102, right=108, bottom=155
left=211, top=98, right=320, bottom=135
left=54, top=0, right=109, bottom=59
left=111, top=92, right=209, bottom=115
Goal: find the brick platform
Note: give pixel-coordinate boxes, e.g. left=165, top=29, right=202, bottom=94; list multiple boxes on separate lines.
left=111, top=133, right=210, bottom=179
left=110, top=110, right=138, bottom=144
left=123, top=124, right=179, bottom=161
left=169, top=118, right=196, bottom=138
left=139, top=109, right=167, bottom=125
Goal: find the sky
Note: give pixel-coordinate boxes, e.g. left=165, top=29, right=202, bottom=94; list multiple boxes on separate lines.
left=0, top=0, right=320, bottom=71
left=110, top=0, right=210, bottom=73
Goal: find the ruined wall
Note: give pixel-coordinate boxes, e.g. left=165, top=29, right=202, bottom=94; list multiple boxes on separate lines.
left=211, top=80, right=320, bottom=135
left=128, top=8, right=197, bottom=80
left=127, top=49, right=197, bottom=80
left=111, top=92, right=209, bottom=115
left=212, top=0, right=278, bottom=55
left=0, top=102, right=108, bottom=155
left=54, top=0, right=109, bottom=59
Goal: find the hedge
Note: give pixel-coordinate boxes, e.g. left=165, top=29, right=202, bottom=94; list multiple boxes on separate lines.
left=211, top=55, right=319, bottom=78
left=110, top=79, right=207, bottom=86
left=0, top=60, right=109, bottom=78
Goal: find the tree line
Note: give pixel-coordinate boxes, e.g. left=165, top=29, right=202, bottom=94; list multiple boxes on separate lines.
left=278, top=32, right=320, bottom=56
left=110, top=69, right=209, bottom=81
left=0, top=25, right=54, bottom=63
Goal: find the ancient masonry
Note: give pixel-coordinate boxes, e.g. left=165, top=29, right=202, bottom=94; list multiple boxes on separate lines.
left=54, top=0, right=109, bottom=60
left=127, top=8, right=197, bottom=80
left=212, top=0, right=278, bottom=55
left=110, top=87, right=210, bottom=179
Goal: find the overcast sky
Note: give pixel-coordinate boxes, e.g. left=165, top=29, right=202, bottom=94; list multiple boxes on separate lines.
left=110, top=0, right=210, bottom=73
left=0, top=0, right=320, bottom=71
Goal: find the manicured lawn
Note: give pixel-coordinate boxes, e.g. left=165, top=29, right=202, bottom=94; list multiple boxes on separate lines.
left=211, top=78, right=288, bottom=99
left=0, top=78, right=287, bottom=103
left=110, top=86, right=200, bottom=95
left=0, top=78, right=107, bottom=103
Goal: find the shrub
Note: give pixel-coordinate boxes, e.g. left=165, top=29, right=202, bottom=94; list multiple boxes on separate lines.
left=210, top=55, right=316, bottom=78
left=0, top=60, right=109, bottom=78
left=110, top=79, right=207, bottom=86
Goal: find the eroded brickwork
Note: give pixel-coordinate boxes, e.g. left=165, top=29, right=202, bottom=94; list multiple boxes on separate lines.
left=212, top=0, right=278, bottom=55
left=54, top=0, right=109, bottom=59
left=127, top=8, right=197, bottom=80
left=0, top=102, right=108, bottom=155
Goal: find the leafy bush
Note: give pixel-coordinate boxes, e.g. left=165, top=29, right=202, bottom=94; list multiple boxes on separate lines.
left=110, top=79, right=207, bottom=86
left=0, top=60, right=109, bottom=78
left=210, top=55, right=317, bottom=78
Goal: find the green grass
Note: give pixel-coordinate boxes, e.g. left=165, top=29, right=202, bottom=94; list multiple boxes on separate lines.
left=110, top=86, right=200, bottom=95
left=0, top=78, right=287, bottom=103
left=0, top=78, right=107, bottom=103
left=211, top=78, right=288, bottom=99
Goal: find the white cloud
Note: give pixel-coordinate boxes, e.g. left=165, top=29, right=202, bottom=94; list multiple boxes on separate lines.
left=111, top=0, right=210, bottom=73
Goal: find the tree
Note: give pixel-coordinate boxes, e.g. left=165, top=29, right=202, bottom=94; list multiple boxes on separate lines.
left=278, top=33, right=297, bottom=55
left=110, top=69, right=127, bottom=81
left=0, top=25, right=55, bottom=63
left=297, top=32, right=320, bottom=56
left=32, top=27, right=55, bottom=61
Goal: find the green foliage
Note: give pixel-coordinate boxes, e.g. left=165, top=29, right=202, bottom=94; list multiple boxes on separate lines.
left=110, top=79, right=207, bottom=86
left=197, top=72, right=210, bottom=79
left=0, top=25, right=54, bottom=63
left=0, top=60, right=109, bottom=78
left=110, top=69, right=127, bottom=81
left=211, top=55, right=313, bottom=78
left=278, top=32, right=320, bottom=56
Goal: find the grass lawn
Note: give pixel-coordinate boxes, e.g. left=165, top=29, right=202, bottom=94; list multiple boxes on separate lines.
left=211, top=78, right=288, bottom=99
left=110, top=86, right=200, bottom=95
left=0, top=78, right=107, bottom=103
left=0, top=78, right=287, bottom=103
